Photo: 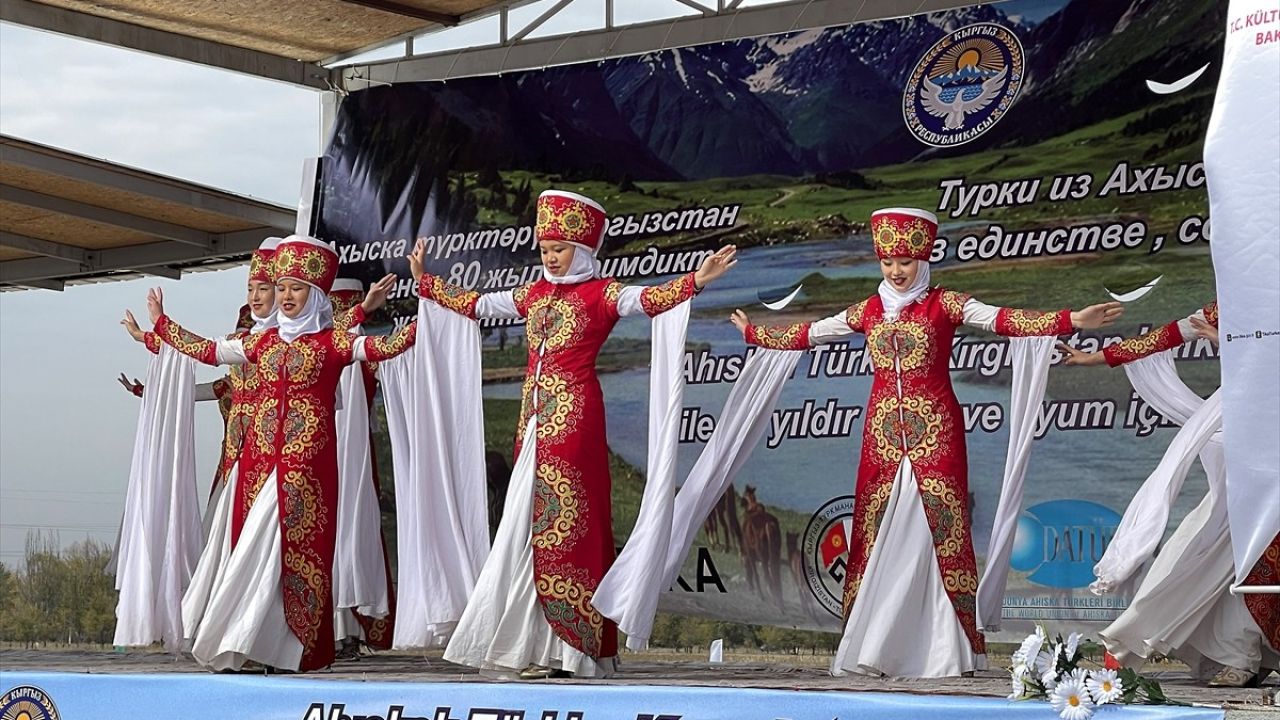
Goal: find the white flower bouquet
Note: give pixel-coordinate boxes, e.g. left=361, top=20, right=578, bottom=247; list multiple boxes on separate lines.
left=1008, top=625, right=1184, bottom=719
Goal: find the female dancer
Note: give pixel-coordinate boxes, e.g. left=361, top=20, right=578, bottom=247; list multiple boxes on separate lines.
left=733, top=207, right=1122, bottom=678
left=1061, top=301, right=1279, bottom=687
left=419, top=189, right=736, bottom=678
left=138, top=235, right=416, bottom=672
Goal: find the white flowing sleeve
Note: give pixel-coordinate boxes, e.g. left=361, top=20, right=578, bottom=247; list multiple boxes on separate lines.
left=960, top=298, right=1001, bottom=332
left=214, top=338, right=249, bottom=365
left=614, top=286, right=646, bottom=318
left=809, top=310, right=858, bottom=345
left=476, top=291, right=521, bottom=320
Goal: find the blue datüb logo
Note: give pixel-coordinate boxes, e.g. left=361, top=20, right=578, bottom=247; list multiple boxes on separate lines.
left=903, top=23, right=1025, bottom=147
left=1009, top=499, right=1121, bottom=589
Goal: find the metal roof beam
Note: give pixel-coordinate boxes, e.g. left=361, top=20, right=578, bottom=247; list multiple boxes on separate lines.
left=0, top=141, right=296, bottom=231
left=0, top=184, right=215, bottom=249
left=0, top=227, right=275, bottom=286
left=342, top=0, right=998, bottom=86
left=333, top=0, right=460, bottom=25
left=0, top=0, right=331, bottom=90
left=138, top=265, right=183, bottom=280
left=13, top=278, right=66, bottom=291
left=322, top=0, right=546, bottom=67
left=0, top=231, right=91, bottom=264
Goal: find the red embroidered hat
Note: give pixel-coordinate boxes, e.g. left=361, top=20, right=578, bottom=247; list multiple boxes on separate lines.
left=328, top=278, right=364, bottom=314
left=273, top=234, right=340, bottom=293
left=248, top=236, right=283, bottom=283
left=870, top=207, right=937, bottom=261
left=535, top=190, right=607, bottom=255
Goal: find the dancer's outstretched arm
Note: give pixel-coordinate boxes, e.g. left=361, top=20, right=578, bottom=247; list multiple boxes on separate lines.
left=411, top=239, right=525, bottom=321
left=141, top=288, right=252, bottom=366
left=1059, top=300, right=1217, bottom=367
left=957, top=294, right=1122, bottom=337
left=609, top=245, right=738, bottom=318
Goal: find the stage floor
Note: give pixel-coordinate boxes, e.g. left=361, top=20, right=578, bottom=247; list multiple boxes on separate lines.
left=2, top=648, right=1277, bottom=713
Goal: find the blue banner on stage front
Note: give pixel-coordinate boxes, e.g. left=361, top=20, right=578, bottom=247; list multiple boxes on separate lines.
left=1, top=672, right=1225, bottom=720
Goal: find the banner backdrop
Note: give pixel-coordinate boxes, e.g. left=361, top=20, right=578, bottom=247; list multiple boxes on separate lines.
left=318, top=0, right=1228, bottom=637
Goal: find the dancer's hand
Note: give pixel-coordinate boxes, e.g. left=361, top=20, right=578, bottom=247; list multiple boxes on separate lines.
left=146, top=288, right=165, bottom=324
left=1189, top=316, right=1219, bottom=345
left=117, top=372, right=144, bottom=397
left=120, top=309, right=146, bottom=342
left=361, top=274, right=398, bottom=314
left=1056, top=342, right=1106, bottom=366
left=408, top=239, right=426, bottom=282
left=1071, top=301, right=1123, bottom=330
left=730, top=309, right=751, bottom=337
left=694, top=245, right=738, bottom=290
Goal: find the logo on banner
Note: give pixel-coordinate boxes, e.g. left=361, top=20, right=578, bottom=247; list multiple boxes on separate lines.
left=801, top=495, right=854, bottom=617
left=1010, top=499, right=1121, bottom=588
left=0, top=685, right=60, bottom=720
left=904, top=23, right=1025, bottom=147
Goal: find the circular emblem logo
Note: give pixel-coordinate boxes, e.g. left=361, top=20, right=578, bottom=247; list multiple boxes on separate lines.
left=1010, top=499, right=1122, bottom=588
left=903, top=23, right=1025, bottom=147
left=1, top=685, right=60, bottom=720
left=801, top=494, right=854, bottom=618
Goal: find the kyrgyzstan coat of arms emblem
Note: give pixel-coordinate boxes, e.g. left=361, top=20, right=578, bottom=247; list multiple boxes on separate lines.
left=904, top=23, right=1025, bottom=147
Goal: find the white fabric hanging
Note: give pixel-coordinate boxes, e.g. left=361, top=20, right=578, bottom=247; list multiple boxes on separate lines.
left=443, top=418, right=612, bottom=677
left=1203, top=0, right=1280, bottom=584
left=333, top=346, right=390, bottom=620
left=113, top=344, right=202, bottom=650
left=1092, top=383, right=1224, bottom=593
left=379, top=299, right=490, bottom=648
left=833, top=458, right=982, bottom=678
left=592, top=300, right=690, bottom=650
left=595, top=347, right=802, bottom=648
left=976, top=336, right=1056, bottom=631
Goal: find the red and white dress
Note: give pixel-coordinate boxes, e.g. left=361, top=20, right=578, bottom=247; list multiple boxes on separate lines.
left=1094, top=300, right=1279, bottom=676
left=152, top=308, right=415, bottom=671
left=746, top=288, right=1074, bottom=677
left=425, top=271, right=699, bottom=676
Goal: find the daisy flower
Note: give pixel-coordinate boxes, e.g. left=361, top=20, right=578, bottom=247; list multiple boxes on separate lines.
left=1050, top=676, right=1096, bottom=720
left=1086, top=668, right=1124, bottom=705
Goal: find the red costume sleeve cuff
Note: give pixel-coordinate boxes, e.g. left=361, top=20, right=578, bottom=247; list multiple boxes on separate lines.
left=746, top=322, right=811, bottom=350
left=1103, top=321, right=1185, bottom=367
left=994, top=308, right=1073, bottom=337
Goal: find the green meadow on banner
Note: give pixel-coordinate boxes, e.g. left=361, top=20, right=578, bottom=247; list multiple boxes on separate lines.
left=317, top=0, right=1225, bottom=636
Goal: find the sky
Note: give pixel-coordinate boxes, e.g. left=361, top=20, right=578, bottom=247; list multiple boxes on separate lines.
left=0, top=0, right=797, bottom=567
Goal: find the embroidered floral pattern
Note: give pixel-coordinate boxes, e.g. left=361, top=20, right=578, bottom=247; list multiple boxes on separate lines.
left=919, top=473, right=965, bottom=558
left=1103, top=323, right=1180, bottom=366
left=996, top=308, right=1068, bottom=336
left=274, top=242, right=337, bottom=291
left=534, top=373, right=582, bottom=443
left=940, top=290, right=971, bottom=325
left=536, top=572, right=604, bottom=657
left=845, top=299, right=871, bottom=332
left=867, top=320, right=931, bottom=373
left=532, top=460, right=581, bottom=551
left=419, top=274, right=480, bottom=317
left=639, top=273, right=697, bottom=316
left=283, top=546, right=327, bottom=652
left=281, top=469, right=325, bottom=544
left=157, top=316, right=216, bottom=362
left=1243, top=534, right=1280, bottom=650
left=868, top=395, right=946, bottom=465
left=747, top=322, right=809, bottom=350
left=526, top=294, right=585, bottom=352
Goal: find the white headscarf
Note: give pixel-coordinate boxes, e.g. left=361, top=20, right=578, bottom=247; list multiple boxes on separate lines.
left=251, top=306, right=279, bottom=333
left=543, top=244, right=601, bottom=285
left=277, top=284, right=333, bottom=343
left=877, top=260, right=932, bottom=322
